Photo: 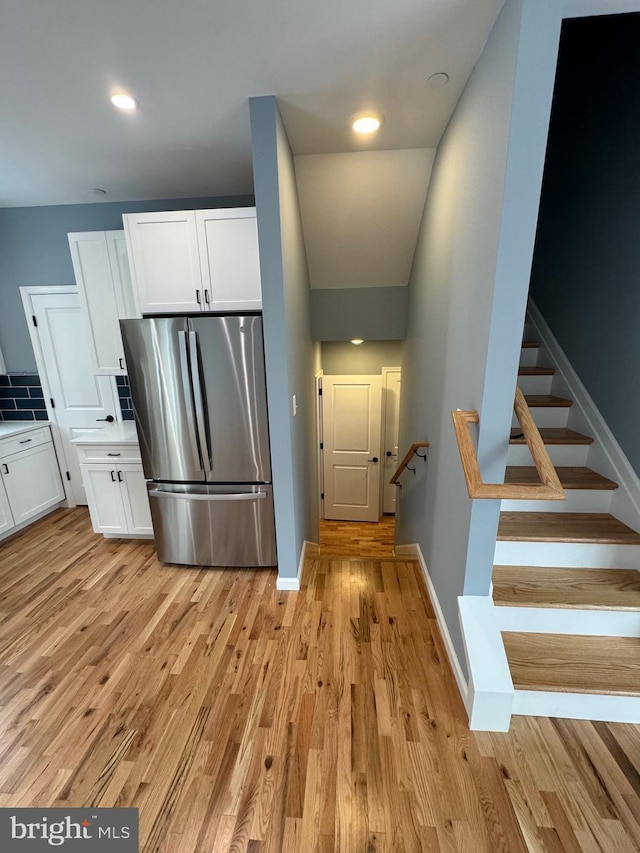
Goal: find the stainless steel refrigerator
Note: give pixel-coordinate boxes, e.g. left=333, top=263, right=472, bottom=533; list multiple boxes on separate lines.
left=120, top=315, right=277, bottom=567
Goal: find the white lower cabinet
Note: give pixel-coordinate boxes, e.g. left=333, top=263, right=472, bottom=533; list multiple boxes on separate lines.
left=0, top=479, right=14, bottom=536
left=0, top=430, right=65, bottom=539
left=1, top=443, right=66, bottom=524
left=81, top=461, right=153, bottom=537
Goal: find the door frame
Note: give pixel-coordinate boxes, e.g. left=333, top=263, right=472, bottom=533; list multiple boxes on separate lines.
left=20, top=285, right=119, bottom=507
left=381, top=366, right=402, bottom=515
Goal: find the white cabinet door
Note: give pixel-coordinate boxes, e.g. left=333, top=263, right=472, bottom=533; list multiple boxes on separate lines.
left=81, top=463, right=128, bottom=535
left=68, top=231, right=129, bottom=375
left=119, top=465, right=153, bottom=535
left=106, top=232, right=139, bottom=320
left=196, top=208, right=262, bottom=311
left=0, top=480, right=14, bottom=536
left=2, top=443, right=65, bottom=525
left=123, top=211, right=202, bottom=313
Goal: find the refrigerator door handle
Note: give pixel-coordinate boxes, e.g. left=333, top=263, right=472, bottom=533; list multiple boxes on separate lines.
left=188, top=330, right=212, bottom=475
left=178, top=330, right=204, bottom=473
left=148, top=488, right=267, bottom=502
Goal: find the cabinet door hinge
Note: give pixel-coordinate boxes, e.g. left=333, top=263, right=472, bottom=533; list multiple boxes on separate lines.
left=318, top=387, right=322, bottom=396
left=320, top=442, right=323, bottom=450
left=50, top=398, right=55, bottom=409
left=321, top=492, right=325, bottom=500
left=65, top=471, right=71, bottom=481
left=32, top=315, right=38, bottom=327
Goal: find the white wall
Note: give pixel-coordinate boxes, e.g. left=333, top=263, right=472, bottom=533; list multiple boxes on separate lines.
left=250, top=96, right=318, bottom=580
left=397, top=0, right=561, bottom=670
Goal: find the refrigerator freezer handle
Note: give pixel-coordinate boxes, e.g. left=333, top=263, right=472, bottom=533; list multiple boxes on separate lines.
left=188, top=330, right=212, bottom=475
left=148, top=488, right=267, bottom=502
left=178, top=330, right=204, bottom=473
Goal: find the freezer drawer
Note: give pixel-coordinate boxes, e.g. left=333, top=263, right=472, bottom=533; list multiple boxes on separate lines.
left=148, top=483, right=277, bottom=567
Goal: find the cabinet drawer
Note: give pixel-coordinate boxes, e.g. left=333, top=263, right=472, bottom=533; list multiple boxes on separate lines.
left=76, top=444, right=142, bottom=464
left=0, top=428, right=51, bottom=458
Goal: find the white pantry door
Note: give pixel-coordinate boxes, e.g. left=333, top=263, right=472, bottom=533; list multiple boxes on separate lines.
left=322, top=375, right=382, bottom=522
left=23, top=288, right=118, bottom=505
left=382, top=368, right=402, bottom=514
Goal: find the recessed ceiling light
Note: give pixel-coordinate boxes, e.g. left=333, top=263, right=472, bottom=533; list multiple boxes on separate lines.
left=427, top=72, right=450, bottom=88
left=110, top=92, right=137, bottom=111
left=351, top=113, right=383, bottom=135
left=351, top=338, right=365, bottom=345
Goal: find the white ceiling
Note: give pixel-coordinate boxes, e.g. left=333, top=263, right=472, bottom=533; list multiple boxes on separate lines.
left=0, top=0, right=504, bottom=208
left=295, top=149, right=435, bottom=289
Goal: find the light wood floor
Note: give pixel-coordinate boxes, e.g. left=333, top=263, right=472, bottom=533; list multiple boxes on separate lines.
left=1, top=508, right=639, bottom=852
left=319, top=517, right=396, bottom=557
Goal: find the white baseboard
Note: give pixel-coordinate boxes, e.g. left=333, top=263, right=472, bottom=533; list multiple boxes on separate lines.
left=528, top=300, right=640, bottom=533
left=276, top=540, right=319, bottom=591
left=412, top=545, right=470, bottom=712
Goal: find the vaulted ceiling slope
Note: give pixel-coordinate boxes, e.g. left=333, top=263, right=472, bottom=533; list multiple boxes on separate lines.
left=1, top=0, right=503, bottom=207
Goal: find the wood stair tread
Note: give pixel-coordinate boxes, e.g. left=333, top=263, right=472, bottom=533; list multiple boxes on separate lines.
left=523, top=394, right=573, bottom=407
left=493, top=565, right=640, bottom=610
left=510, top=427, right=593, bottom=445
left=497, top=512, right=640, bottom=544
left=518, top=366, right=555, bottom=376
left=504, top=466, right=618, bottom=490
left=502, top=632, right=640, bottom=696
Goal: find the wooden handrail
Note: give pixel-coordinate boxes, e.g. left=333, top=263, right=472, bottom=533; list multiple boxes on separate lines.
left=390, top=441, right=430, bottom=485
left=451, top=387, right=565, bottom=501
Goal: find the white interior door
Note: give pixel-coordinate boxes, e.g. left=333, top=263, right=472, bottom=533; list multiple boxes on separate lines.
left=22, top=288, right=118, bottom=505
left=322, top=375, right=382, bottom=522
left=382, top=368, right=402, bottom=514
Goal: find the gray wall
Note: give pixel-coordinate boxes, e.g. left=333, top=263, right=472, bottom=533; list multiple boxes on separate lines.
left=310, top=287, right=407, bottom=341
left=397, top=0, right=560, bottom=671
left=0, top=195, right=253, bottom=372
left=530, top=13, right=640, bottom=475
left=321, top=340, right=403, bottom=375
left=250, top=96, right=318, bottom=578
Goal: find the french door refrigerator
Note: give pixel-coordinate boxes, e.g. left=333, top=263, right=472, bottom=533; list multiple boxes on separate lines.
left=120, top=315, right=276, bottom=567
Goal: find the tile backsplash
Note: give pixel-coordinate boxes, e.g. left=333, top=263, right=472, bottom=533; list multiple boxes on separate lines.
left=0, top=374, right=47, bottom=421
left=0, top=374, right=135, bottom=422
left=116, top=376, right=135, bottom=421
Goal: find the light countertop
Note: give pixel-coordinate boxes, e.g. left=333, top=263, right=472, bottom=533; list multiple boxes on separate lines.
left=0, top=421, right=51, bottom=440
left=70, top=422, right=139, bottom=445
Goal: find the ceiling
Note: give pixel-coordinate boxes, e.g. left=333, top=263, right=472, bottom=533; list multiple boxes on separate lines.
left=0, top=0, right=504, bottom=208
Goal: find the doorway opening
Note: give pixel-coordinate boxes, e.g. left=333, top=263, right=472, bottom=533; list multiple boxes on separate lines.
left=315, top=340, right=402, bottom=556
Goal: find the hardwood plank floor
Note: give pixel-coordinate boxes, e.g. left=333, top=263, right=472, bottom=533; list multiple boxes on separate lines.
left=0, top=508, right=639, bottom=851
left=319, top=517, right=396, bottom=557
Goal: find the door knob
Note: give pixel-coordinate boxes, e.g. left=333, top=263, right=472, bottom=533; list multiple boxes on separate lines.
left=368, top=457, right=379, bottom=463
left=96, top=415, right=115, bottom=423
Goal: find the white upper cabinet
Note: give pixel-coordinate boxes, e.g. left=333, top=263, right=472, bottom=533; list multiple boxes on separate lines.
left=68, top=230, right=138, bottom=375
left=123, top=210, right=202, bottom=314
left=196, top=209, right=262, bottom=311
left=123, top=207, right=262, bottom=314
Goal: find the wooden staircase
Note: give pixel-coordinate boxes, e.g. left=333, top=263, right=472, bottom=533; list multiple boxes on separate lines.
left=493, top=337, right=640, bottom=720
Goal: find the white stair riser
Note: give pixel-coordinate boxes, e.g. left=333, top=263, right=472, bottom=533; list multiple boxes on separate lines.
left=500, top=490, right=613, bottom=513
left=517, top=374, right=554, bottom=395
left=512, top=407, right=569, bottom=429
left=507, top=444, right=589, bottom=466
left=512, top=690, right=640, bottom=724
left=494, top=540, right=640, bottom=569
left=519, top=347, right=540, bottom=367
left=496, top=604, right=640, bottom=637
